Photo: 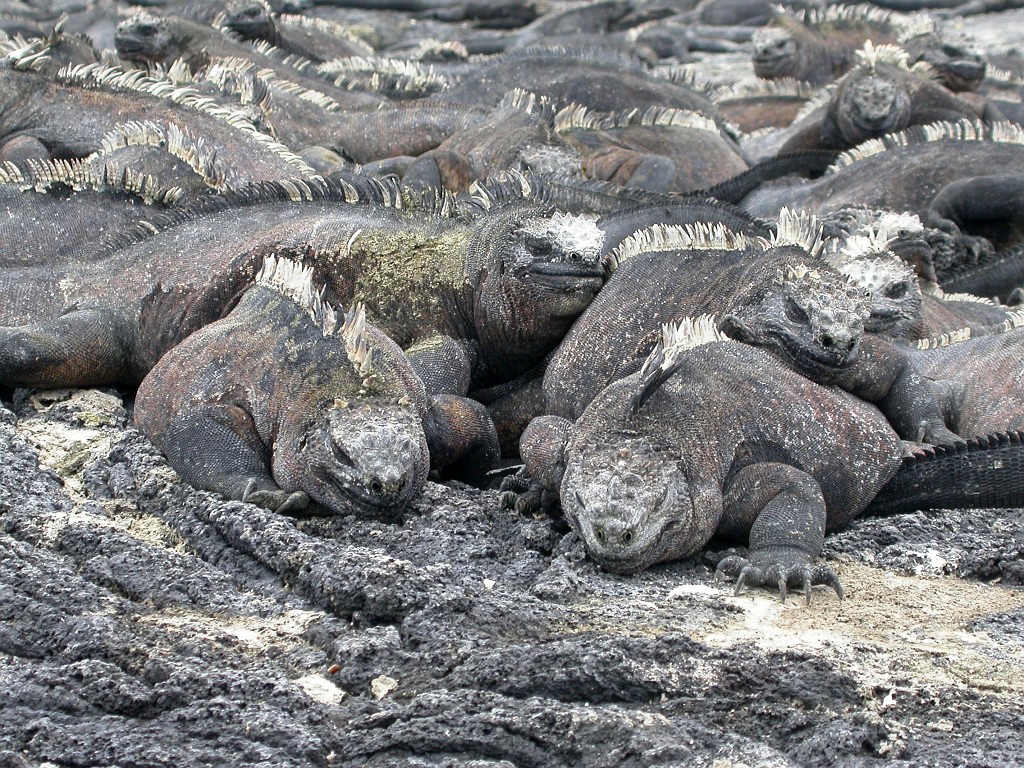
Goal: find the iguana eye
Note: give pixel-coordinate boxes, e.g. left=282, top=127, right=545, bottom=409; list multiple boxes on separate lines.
left=885, top=282, right=908, bottom=299
left=330, top=440, right=355, bottom=468
left=523, top=233, right=553, bottom=256
left=785, top=298, right=809, bottom=324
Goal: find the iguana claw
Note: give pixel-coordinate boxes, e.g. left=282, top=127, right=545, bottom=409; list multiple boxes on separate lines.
left=242, top=479, right=309, bottom=514
left=715, top=551, right=843, bottom=604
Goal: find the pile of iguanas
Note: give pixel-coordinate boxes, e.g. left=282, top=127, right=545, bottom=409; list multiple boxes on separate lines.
left=3, top=0, right=1024, bottom=603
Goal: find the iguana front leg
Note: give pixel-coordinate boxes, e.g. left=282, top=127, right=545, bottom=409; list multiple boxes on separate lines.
left=161, top=403, right=308, bottom=514
left=404, top=333, right=474, bottom=396
left=499, top=414, right=573, bottom=515
left=832, top=336, right=964, bottom=447
left=0, top=309, right=135, bottom=388
left=716, top=462, right=842, bottom=604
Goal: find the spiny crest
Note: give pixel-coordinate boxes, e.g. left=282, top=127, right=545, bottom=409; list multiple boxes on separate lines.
left=555, top=104, right=719, bottom=133
left=0, top=157, right=183, bottom=205
left=244, top=39, right=316, bottom=74
left=828, top=120, right=1024, bottom=172
left=712, top=77, right=818, bottom=103
left=255, top=254, right=339, bottom=336
left=340, top=303, right=375, bottom=382
left=824, top=229, right=894, bottom=262
left=855, top=40, right=910, bottom=71
left=874, top=210, right=922, bottom=239
left=777, top=262, right=822, bottom=284
left=406, top=38, right=469, bottom=62
left=500, top=88, right=555, bottom=119
left=56, top=62, right=319, bottom=180
left=651, top=65, right=717, bottom=97
left=788, top=2, right=902, bottom=31
left=0, top=37, right=49, bottom=70
left=605, top=222, right=751, bottom=274
left=319, top=55, right=449, bottom=95
left=98, top=121, right=227, bottom=191
left=660, top=315, right=730, bottom=358
left=466, top=169, right=533, bottom=212
left=770, top=208, right=825, bottom=258
left=925, top=285, right=995, bottom=305
left=915, top=326, right=972, bottom=349
left=277, top=13, right=375, bottom=55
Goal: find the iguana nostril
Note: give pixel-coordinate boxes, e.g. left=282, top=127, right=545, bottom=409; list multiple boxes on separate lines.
left=370, top=479, right=384, bottom=494
left=621, top=529, right=634, bottom=546
left=594, top=525, right=607, bottom=544
left=822, top=334, right=834, bottom=348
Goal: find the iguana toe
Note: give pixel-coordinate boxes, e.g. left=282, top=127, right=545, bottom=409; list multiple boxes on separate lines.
left=716, top=550, right=843, bottom=604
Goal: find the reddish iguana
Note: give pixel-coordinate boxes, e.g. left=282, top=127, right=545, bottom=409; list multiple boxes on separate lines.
left=135, top=255, right=500, bottom=517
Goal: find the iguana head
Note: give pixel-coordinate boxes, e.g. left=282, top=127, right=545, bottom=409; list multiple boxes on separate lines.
left=115, top=12, right=188, bottom=64
left=836, top=254, right=921, bottom=337
left=562, top=433, right=704, bottom=574
left=833, top=69, right=912, bottom=143
left=751, top=25, right=802, bottom=80
left=721, top=256, right=870, bottom=377
left=502, top=210, right=606, bottom=317
left=903, top=32, right=986, bottom=92
left=220, top=0, right=276, bottom=42
left=293, top=399, right=428, bottom=520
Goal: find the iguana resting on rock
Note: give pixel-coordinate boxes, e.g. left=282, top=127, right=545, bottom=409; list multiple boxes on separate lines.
left=510, top=317, right=1024, bottom=599
left=741, top=120, right=1024, bottom=260
left=542, top=212, right=960, bottom=450
left=0, top=175, right=606, bottom=394
left=135, top=255, right=499, bottom=516
left=776, top=43, right=1003, bottom=155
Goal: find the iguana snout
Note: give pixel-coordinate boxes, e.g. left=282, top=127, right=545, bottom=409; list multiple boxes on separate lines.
left=751, top=28, right=798, bottom=75
left=304, top=404, right=429, bottom=520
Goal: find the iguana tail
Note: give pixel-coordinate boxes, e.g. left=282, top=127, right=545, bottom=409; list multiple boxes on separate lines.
left=866, top=431, right=1024, bottom=516
left=695, top=150, right=840, bottom=204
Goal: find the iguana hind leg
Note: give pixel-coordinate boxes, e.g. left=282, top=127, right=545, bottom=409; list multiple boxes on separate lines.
left=717, top=462, right=842, bottom=604
left=0, top=309, right=135, bottom=388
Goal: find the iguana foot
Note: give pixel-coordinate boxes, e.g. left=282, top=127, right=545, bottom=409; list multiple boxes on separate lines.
left=242, top=479, right=309, bottom=514
left=914, top=420, right=966, bottom=449
left=715, top=548, right=844, bottom=604
left=498, top=471, right=558, bottom=516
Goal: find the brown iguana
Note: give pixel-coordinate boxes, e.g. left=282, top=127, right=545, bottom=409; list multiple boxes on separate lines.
left=512, top=317, right=1024, bottom=599
left=135, top=255, right=500, bottom=517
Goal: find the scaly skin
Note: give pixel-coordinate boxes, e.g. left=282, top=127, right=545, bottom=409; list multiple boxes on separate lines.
left=511, top=322, right=1024, bottom=601
left=135, top=256, right=499, bottom=517
left=0, top=177, right=607, bottom=392
left=519, top=326, right=906, bottom=600
left=778, top=49, right=996, bottom=155
left=0, top=51, right=315, bottom=186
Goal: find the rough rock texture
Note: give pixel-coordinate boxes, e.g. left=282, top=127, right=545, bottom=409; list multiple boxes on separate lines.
left=2, top=387, right=1023, bottom=767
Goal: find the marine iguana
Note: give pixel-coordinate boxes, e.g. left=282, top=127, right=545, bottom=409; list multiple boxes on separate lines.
left=740, top=120, right=1024, bottom=259
left=0, top=46, right=317, bottom=186
left=825, top=225, right=1023, bottom=341
left=553, top=104, right=748, bottom=195
left=216, top=0, right=374, bottom=63
left=541, top=212, right=959, bottom=450
left=776, top=43, right=1002, bottom=155
left=135, top=255, right=499, bottom=517
left=511, top=317, right=1024, bottom=599
left=0, top=175, right=606, bottom=394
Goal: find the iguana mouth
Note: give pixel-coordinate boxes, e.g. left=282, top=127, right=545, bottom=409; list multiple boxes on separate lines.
left=774, top=331, right=859, bottom=372
left=321, top=468, right=409, bottom=518
left=523, top=263, right=605, bottom=292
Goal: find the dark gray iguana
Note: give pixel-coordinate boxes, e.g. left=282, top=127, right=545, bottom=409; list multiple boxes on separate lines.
left=541, top=212, right=960, bottom=451
left=0, top=175, right=607, bottom=396
left=512, top=317, right=1024, bottom=600
left=135, top=255, right=500, bottom=517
